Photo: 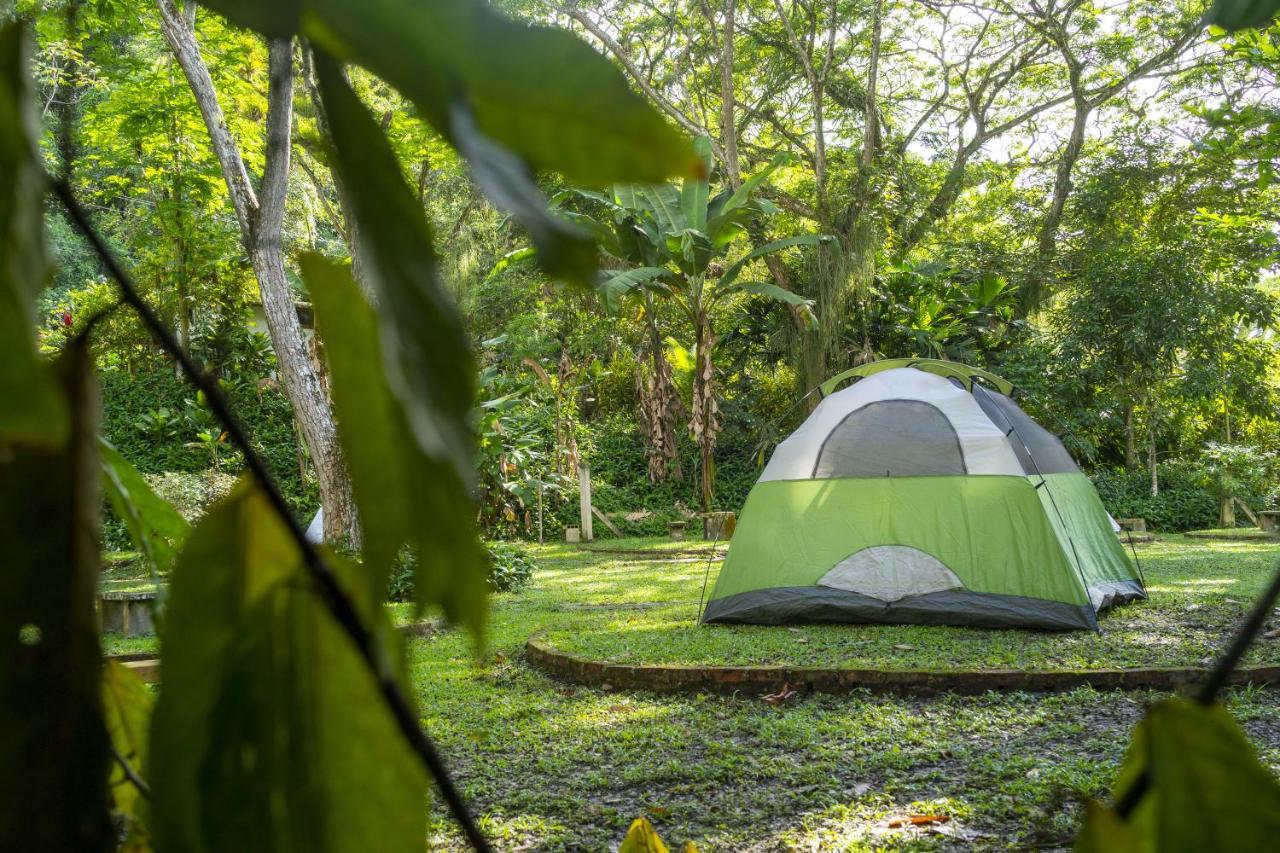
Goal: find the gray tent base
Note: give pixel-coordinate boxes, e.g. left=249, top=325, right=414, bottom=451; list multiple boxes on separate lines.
left=702, top=582, right=1147, bottom=632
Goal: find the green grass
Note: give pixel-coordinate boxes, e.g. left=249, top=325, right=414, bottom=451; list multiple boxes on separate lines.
left=577, top=535, right=726, bottom=553
left=541, top=535, right=1280, bottom=672
left=412, top=536, right=1280, bottom=849
left=97, top=535, right=1280, bottom=849
left=1185, top=527, right=1279, bottom=540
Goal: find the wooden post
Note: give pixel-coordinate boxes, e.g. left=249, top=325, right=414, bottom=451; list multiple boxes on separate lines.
left=537, top=480, right=544, bottom=545
left=578, top=461, right=593, bottom=542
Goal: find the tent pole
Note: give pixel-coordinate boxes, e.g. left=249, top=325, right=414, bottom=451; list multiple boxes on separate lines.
left=695, top=526, right=727, bottom=625
left=991, top=408, right=1100, bottom=630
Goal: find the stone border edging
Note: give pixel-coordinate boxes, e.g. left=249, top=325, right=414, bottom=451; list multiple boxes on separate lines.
left=103, top=620, right=440, bottom=686
left=107, top=653, right=161, bottom=683
left=576, top=546, right=727, bottom=560
left=525, top=632, right=1280, bottom=696
left=1184, top=531, right=1279, bottom=542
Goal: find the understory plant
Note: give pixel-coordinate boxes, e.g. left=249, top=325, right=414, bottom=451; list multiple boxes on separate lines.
left=387, top=542, right=538, bottom=602
left=562, top=136, right=831, bottom=511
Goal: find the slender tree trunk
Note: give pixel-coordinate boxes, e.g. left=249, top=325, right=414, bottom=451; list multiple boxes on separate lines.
left=157, top=2, right=358, bottom=545
left=715, top=0, right=739, bottom=187
left=1026, top=99, right=1091, bottom=312
left=1124, top=402, right=1137, bottom=469
left=1147, top=399, right=1159, bottom=497
left=689, top=311, right=720, bottom=512
left=299, top=47, right=373, bottom=299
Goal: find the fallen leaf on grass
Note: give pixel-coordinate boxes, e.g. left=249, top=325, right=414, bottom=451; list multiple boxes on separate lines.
left=762, top=682, right=798, bottom=705
left=887, top=814, right=950, bottom=829
left=893, top=644, right=917, bottom=651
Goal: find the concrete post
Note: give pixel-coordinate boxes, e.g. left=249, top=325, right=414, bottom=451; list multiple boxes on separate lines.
left=578, top=461, right=593, bottom=541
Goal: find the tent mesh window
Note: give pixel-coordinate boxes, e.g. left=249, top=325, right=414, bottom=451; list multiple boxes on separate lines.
left=812, top=400, right=966, bottom=478
left=971, top=385, right=1079, bottom=475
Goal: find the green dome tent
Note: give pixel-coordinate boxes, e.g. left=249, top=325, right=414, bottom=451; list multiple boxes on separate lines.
left=702, top=359, right=1146, bottom=631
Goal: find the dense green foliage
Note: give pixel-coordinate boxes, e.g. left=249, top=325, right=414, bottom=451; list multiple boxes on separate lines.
left=8, top=0, right=1280, bottom=849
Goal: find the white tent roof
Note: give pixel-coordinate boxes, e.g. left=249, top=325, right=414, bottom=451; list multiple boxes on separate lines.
left=761, top=367, right=1025, bottom=481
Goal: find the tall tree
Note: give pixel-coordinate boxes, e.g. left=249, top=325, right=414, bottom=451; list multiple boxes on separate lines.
left=156, top=0, right=356, bottom=542
left=543, top=0, right=1206, bottom=395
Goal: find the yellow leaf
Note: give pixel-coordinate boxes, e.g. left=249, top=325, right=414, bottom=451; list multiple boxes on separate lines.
left=619, top=816, right=670, bottom=853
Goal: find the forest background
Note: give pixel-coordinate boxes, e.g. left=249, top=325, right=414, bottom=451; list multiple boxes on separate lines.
left=25, top=0, right=1280, bottom=545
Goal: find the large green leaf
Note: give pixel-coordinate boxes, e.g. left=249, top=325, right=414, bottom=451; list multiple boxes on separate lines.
left=1077, top=698, right=1280, bottom=852
left=1075, top=801, right=1148, bottom=853
left=719, top=233, right=834, bottom=289
left=1205, top=0, right=1280, bottom=31
left=628, top=183, right=687, bottom=236
left=99, top=437, right=191, bottom=574
left=149, top=484, right=430, bottom=853
left=303, top=254, right=487, bottom=629
left=202, top=0, right=698, bottom=185
left=0, top=339, right=112, bottom=852
left=681, top=135, right=713, bottom=232
left=665, top=228, right=714, bottom=276
left=314, top=54, right=474, bottom=487
left=598, top=266, right=673, bottom=314
left=721, top=281, right=816, bottom=329
left=722, top=280, right=814, bottom=307
left=705, top=152, right=792, bottom=244
left=449, top=101, right=597, bottom=287
left=0, top=22, right=66, bottom=446
left=486, top=246, right=538, bottom=281
left=102, top=660, right=154, bottom=833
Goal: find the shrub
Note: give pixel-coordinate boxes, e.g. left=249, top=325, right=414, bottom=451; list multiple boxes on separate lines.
left=144, top=471, right=238, bottom=522
left=99, top=363, right=318, bottom=514
left=385, top=541, right=538, bottom=602
left=1088, top=458, right=1274, bottom=532
left=485, top=542, right=537, bottom=592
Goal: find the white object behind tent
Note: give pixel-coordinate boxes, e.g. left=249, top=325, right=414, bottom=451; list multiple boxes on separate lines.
left=305, top=508, right=324, bottom=543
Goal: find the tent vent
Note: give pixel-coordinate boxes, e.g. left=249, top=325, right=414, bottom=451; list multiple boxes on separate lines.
left=817, top=546, right=963, bottom=602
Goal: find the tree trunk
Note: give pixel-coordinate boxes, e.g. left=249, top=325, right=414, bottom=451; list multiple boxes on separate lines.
left=689, top=311, right=720, bottom=513
left=1124, top=403, right=1137, bottom=469
left=1025, top=99, right=1091, bottom=313
left=1147, top=402, right=1159, bottom=497
left=300, top=47, right=373, bottom=299
left=636, top=300, right=684, bottom=482
left=715, top=0, right=739, bottom=187
left=157, top=2, right=358, bottom=545
left=1221, top=495, right=1236, bottom=528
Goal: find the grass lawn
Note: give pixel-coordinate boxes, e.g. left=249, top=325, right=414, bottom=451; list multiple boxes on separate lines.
left=576, top=535, right=728, bottom=554
left=1185, top=527, right=1280, bottom=541
left=541, top=535, right=1280, bottom=672
left=100, top=535, right=1280, bottom=849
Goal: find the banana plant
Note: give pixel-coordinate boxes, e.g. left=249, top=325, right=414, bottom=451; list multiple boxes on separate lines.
left=558, top=136, right=832, bottom=510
